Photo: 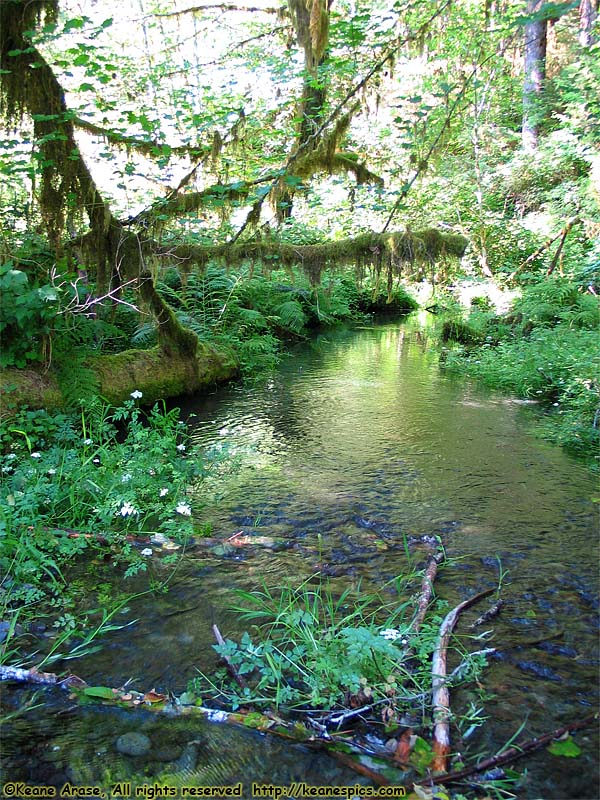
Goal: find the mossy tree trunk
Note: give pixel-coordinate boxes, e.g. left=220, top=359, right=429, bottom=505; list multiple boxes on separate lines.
left=0, top=0, right=199, bottom=360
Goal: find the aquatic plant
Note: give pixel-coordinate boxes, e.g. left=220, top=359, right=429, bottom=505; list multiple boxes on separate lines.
left=189, top=574, right=487, bottom=718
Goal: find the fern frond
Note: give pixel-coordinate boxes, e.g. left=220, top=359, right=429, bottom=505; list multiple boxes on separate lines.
left=55, top=353, right=100, bottom=408
left=273, top=299, right=306, bottom=333
left=235, top=306, right=269, bottom=330
left=131, top=322, right=157, bottom=347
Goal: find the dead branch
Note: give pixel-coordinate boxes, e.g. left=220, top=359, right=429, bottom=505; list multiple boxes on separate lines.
left=329, top=751, right=391, bottom=786
left=509, top=216, right=581, bottom=281
left=469, top=599, right=504, bottom=629
left=431, top=588, right=494, bottom=773
left=0, top=665, right=86, bottom=689
left=429, top=714, right=598, bottom=786
left=413, top=550, right=444, bottom=633
left=212, top=624, right=249, bottom=690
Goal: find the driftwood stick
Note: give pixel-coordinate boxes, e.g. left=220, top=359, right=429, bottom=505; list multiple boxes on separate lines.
left=430, top=714, right=598, bottom=786
left=212, top=623, right=249, bottom=690
left=0, top=665, right=87, bottom=689
left=413, top=550, right=445, bottom=633
left=469, top=599, right=504, bottom=629
left=431, top=588, right=494, bottom=773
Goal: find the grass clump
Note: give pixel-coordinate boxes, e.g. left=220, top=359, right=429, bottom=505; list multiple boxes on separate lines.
left=189, top=575, right=485, bottom=718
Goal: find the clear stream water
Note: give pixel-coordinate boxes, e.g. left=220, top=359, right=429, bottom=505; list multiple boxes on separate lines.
left=2, top=318, right=598, bottom=798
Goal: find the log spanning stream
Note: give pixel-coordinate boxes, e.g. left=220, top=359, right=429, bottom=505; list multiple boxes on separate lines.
left=2, top=318, right=598, bottom=798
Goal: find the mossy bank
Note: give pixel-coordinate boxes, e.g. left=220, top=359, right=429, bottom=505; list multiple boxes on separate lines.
left=0, top=341, right=238, bottom=413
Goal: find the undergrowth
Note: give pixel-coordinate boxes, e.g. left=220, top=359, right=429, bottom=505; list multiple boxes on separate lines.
left=441, top=278, right=600, bottom=464
left=0, top=395, right=213, bottom=665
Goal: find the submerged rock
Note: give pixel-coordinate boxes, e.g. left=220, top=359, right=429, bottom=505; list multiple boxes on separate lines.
left=514, top=660, right=562, bottom=682
left=115, top=732, right=151, bottom=757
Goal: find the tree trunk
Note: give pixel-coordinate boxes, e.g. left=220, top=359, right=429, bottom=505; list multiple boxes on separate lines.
left=579, top=0, right=598, bottom=46
left=522, top=0, right=547, bottom=153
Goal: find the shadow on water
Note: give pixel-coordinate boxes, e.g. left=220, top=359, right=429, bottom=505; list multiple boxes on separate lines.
left=2, top=318, right=598, bottom=798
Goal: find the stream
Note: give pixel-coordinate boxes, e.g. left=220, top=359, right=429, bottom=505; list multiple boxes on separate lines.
left=2, top=317, right=598, bottom=798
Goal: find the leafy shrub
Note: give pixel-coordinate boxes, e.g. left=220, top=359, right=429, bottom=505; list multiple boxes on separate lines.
left=190, top=576, right=464, bottom=713
left=0, top=263, right=59, bottom=367
left=494, top=136, right=590, bottom=214
left=512, top=278, right=599, bottom=331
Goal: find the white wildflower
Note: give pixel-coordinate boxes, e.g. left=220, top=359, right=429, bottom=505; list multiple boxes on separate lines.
left=141, top=548, right=153, bottom=557
left=119, top=501, right=138, bottom=517
left=175, top=501, right=192, bottom=516
left=379, top=628, right=402, bottom=641
left=93, top=458, right=100, bottom=464
left=130, top=390, right=143, bottom=399
left=121, top=473, right=132, bottom=483
left=48, top=468, right=57, bottom=475
left=159, top=488, right=169, bottom=497
left=176, top=443, right=186, bottom=452
left=6, top=453, right=16, bottom=461
left=31, top=452, right=41, bottom=459
left=83, top=438, right=93, bottom=445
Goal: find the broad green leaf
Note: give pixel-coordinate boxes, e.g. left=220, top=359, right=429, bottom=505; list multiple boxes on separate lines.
left=547, top=736, right=582, bottom=758
left=82, top=685, right=117, bottom=700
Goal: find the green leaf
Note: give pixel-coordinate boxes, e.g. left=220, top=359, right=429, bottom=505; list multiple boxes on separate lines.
left=81, top=685, right=117, bottom=700
left=410, top=735, right=435, bottom=771
left=547, top=736, right=582, bottom=758
left=78, top=83, right=95, bottom=92
left=63, top=17, right=88, bottom=32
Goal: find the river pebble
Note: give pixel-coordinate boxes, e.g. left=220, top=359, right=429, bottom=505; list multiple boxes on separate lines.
left=115, top=732, right=151, bottom=757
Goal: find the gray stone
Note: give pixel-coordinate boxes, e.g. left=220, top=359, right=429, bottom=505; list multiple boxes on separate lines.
left=115, top=732, right=151, bottom=757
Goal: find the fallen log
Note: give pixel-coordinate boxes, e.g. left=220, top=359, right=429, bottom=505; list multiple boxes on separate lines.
left=431, top=588, right=494, bottom=773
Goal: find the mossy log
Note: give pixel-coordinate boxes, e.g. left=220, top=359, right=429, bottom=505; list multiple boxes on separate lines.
left=0, top=342, right=238, bottom=414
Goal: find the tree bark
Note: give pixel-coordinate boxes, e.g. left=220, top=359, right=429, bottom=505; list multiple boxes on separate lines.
left=579, top=0, right=598, bottom=46
left=522, top=0, right=547, bottom=152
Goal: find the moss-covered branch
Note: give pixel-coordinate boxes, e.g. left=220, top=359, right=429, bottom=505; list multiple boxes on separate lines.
left=155, top=228, right=468, bottom=285
left=72, top=116, right=211, bottom=161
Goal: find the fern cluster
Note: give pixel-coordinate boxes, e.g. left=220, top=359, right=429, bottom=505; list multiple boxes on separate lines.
left=151, top=266, right=378, bottom=378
